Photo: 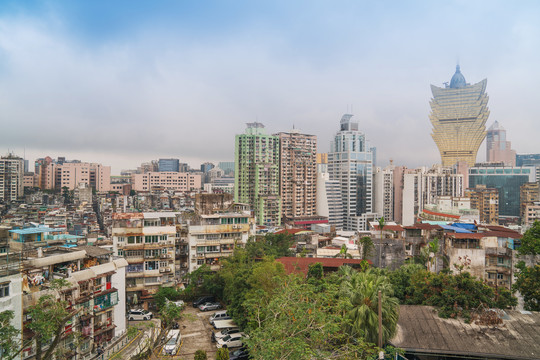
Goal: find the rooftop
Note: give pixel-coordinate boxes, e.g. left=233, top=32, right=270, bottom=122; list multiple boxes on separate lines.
left=391, top=305, right=540, bottom=360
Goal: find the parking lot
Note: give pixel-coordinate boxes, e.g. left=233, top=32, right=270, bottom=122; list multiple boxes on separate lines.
left=174, top=305, right=219, bottom=360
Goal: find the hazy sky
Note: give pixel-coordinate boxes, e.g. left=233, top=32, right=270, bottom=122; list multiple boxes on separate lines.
left=1, top=1, right=539, bottom=174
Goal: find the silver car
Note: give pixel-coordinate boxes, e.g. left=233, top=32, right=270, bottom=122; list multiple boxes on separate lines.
left=199, top=302, right=222, bottom=311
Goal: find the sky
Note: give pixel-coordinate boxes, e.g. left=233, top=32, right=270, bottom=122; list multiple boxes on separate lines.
left=1, top=0, right=540, bottom=174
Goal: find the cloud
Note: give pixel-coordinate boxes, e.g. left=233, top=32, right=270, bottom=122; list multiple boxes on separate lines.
left=1, top=1, right=540, bottom=173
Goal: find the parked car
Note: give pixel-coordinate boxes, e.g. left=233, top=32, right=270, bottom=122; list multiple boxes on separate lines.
left=128, top=309, right=153, bottom=321
left=229, top=347, right=250, bottom=360
left=212, top=327, right=241, bottom=342
left=199, top=302, right=222, bottom=311
left=193, top=295, right=215, bottom=308
left=162, top=329, right=181, bottom=355
left=209, top=310, right=231, bottom=325
left=213, top=319, right=237, bottom=330
left=216, top=333, right=248, bottom=349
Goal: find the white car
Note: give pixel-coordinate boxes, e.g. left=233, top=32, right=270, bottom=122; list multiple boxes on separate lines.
left=128, top=309, right=153, bottom=321
left=212, top=327, right=241, bottom=342
left=216, top=332, right=248, bottom=349
left=162, top=329, right=181, bottom=355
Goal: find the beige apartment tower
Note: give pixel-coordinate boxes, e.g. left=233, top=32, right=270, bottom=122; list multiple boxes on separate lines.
left=430, top=65, right=489, bottom=166
left=466, top=185, right=499, bottom=224
left=275, top=130, right=317, bottom=221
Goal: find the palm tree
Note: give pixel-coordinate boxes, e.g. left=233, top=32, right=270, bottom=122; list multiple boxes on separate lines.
left=334, top=244, right=353, bottom=259
left=339, top=269, right=399, bottom=345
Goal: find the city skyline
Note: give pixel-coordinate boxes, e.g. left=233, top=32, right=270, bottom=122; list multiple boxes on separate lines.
left=1, top=1, right=540, bottom=173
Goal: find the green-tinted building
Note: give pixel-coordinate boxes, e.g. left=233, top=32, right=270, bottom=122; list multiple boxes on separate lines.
left=430, top=65, right=489, bottom=166
left=469, top=165, right=536, bottom=217
left=234, top=123, right=281, bottom=226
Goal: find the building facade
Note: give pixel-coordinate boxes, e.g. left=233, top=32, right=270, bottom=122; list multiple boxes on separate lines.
left=486, top=121, right=516, bottom=166
left=275, top=130, right=317, bottom=221
left=429, top=65, right=489, bottom=166
left=520, top=182, right=539, bottom=221
left=465, top=185, right=499, bottom=224
left=328, top=114, right=375, bottom=231
left=0, top=154, right=24, bottom=201
left=54, top=161, right=111, bottom=192
left=112, top=212, right=177, bottom=307
left=316, top=172, right=343, bottom=229
left=234, top=122, right=281, bottom=226
left=468, top=165, right=536, bottom=217
left=158, top=158, right=180, bottom=172
left=131, top=172, right=201, bottom=192
left=374, top=165, right=394, bottom=222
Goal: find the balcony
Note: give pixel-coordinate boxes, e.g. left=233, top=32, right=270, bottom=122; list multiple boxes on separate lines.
left=485, top=247, right=512, bottom=257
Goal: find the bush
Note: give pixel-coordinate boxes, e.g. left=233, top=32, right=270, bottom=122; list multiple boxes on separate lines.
left=194, top=350, right=207, bottom=360
left=216, top=347, right=230, bottom=360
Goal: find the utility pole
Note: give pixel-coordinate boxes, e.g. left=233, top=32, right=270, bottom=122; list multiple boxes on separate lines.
left=378, top=290, right=383, bottom=347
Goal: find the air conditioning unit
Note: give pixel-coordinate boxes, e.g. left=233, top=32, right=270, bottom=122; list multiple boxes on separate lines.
left=159, top=268, right=166, bottom=273
left=167, top=254, right=172, bottom=258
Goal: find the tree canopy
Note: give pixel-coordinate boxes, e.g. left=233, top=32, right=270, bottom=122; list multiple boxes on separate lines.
left=519, top=221, right=540, bottom=256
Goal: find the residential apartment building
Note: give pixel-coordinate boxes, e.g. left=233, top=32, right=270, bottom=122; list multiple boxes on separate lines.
left=374, top=165, right=394, bottom=222
left=429, top=65, right=489, bottom=166
left=275, top=130, right=317, bottom=221
left=523, top=202, right=540, bottom=227
left=328, top=114, right=375, bottom=231
left=5, top=226, right=127, bottom=359
left=466, top=185, right=499, bottom=224
left=186, top=202, right=254, bottom=273
left=486, top=121, right=516, bottom=166
left=0, top=154, right=24, bottom=202
left=131, top=172, right=201, bottom=192
left=316, top=172, right=343, bottom=230
left=520, top=182, right=539, bottom=221
left=234, top=122, right=281, bottom=226
left=112, top=212, right=177, bottom=308
left=55, top=161, right=111, bottom=192
left=401, top=166, right=464, bottom=226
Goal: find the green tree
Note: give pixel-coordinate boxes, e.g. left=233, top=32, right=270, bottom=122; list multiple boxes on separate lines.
left=333, top=244, right=353, bottom=259
left=154, top=286, right=180, bottom=309
left=0, top=310, right=22, bottom=360
left=519, top=221, right=540, bottom=255
left=513, top=262, right=540, bottom=311
left=340, top=269, right=399, bottom=344
left=245, top=275, right=377, bottom=360
left=194, top=349, right=207, bottom=360
left=358, top=236, right=374, bottom=260
left=387, top=263, right=425, bottom=303
left=307, top=262, right=323, bottom=280
left=216, top=347, right=230, bottom=360
left=27, top=294, right=80, bottom=360
left=159, top=301, right=183, bottom=330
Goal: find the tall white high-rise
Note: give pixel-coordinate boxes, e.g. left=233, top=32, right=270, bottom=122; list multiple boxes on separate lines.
left=0, top=154, right=24, bottom=202
left=328, top=114, right=376, bottom=231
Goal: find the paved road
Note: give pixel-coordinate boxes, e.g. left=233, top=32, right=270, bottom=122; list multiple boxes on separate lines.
left=174, top=305, right=218, bottom=360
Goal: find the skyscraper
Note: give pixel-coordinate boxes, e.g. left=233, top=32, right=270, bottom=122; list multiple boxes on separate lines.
left=0, top=154, right=24, bottom=202
left=234, top=122, right=281, bottom=226
left=429, top=65, right=489, bottom=166
left=328, top=114, right=375, bottom=231
left=275, top=130, right=317, bottom=221
left=486, top=121, right=516, bottom=166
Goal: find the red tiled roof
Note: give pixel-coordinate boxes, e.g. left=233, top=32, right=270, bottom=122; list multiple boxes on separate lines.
left=484, top=225, right=520, bottom=233
left=274, top=228, right=310, bottom=235
left=276, top=257, right=370, bottom=275
left=373, top=225, right=404, bottom=231
left=422, top=209, right=460, bottom=219
left=404, top=223, right=442, bottom=230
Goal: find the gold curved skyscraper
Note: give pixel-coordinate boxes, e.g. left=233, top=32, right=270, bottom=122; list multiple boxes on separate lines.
left=429, top=65, right=489, bottom=166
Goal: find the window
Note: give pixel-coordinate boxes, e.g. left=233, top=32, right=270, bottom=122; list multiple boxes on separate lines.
left=145, top=261, right=158, bottom=270
left=497, top=273, right=504, bottom=280
left=118, top=249, right=124, bottom=257
left=160, top=235, right=167, bottom=241
left=197, top=259, right=205, bottom=265
left=117, top=236, right=125, bottom=242
left=0, top=283, right=9, bottom=298
left=145, top=235, right=159, bottom=243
